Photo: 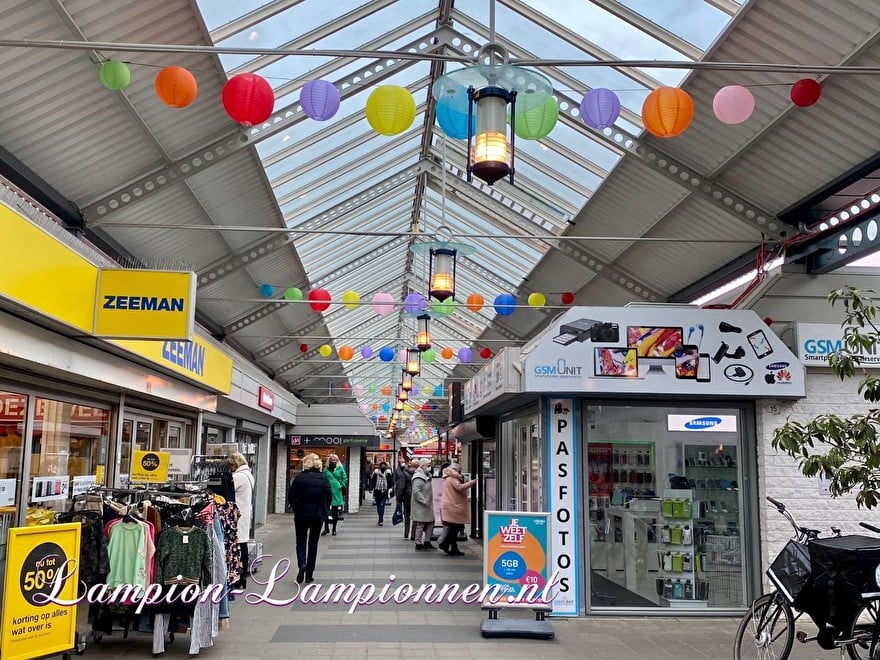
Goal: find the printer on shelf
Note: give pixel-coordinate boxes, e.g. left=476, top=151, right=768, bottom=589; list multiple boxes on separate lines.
left=553, top=318, right=619, bottom=346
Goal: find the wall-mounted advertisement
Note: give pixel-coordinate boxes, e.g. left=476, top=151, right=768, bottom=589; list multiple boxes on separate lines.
left=524, top=307, right=805, bottom=398
left=796, top=322, right=880, bottom=368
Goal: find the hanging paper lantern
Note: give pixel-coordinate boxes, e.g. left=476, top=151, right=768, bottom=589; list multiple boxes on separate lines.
left=580, top=88, right=621, bottom=129
left=458, top=347, right=473, bottom=363
left=422, top=348, right=437, bottom=364
left=434, top=385, right=444, bottom=397
left=422, top=403, right=431, bottom=411
left=381, top=384, right=393, bottom=396
left=382, top=403, right=391, bottom=413
left=370, top=414, right=378, bottom=422
left=641, top=87, right=694, bottom=138
left=308, top=288, right=332, bottom=312
left=368, top=385, right=376, bottom=395
left=319, top=344, right=333, bottom=357
left=372, top=292, right=395, bottom=315
left=100, top=60, right=131, bottom=91
left=222, top=72, right=275, bottom=126
left=360, top=345, right=374, bottom=359
left=341, top=290, right=360, bottom=309
left=372, top=403, right=380, bottom=411
left=480, top=347, right=492, bottom=359
left=410, top=385, right=420, bottom=397
left=365, top=85, right=416, bottom=136
left=300, top=79, right=340, bottom=121
left=403, top=292, right=427, bottom=314
left=561, top=291, right=575, bottom=304
left=259, top=283, right=275, bottom=298
left=378, top=415, right=387, bottom=423
left=712, top=85, right=755, bottom=125
left=379, top=346, right=396, bottom=362
left=435, top=94, right=475, bottom=139
left=339, top=345, right=354, bottom=361
left=353, top=384, right=365, bottom=396
left=494, top=293, right=516, bottom=316
left=466, top=293, right=484, bottom=312
left=285, top=287, right=303, bottom=301
left=341, top=383, right=351, bottom=391
left=527, top=292, right=546, bottom=307
left=790, top=78, right=821, bottom=107
left=514, top=94, right=558, bottom=140
left=299, top=343, right=309, bottom=353
left=431, top=297, right=455, bottom=316
left=155, top=66, right=198, bottom=108
left=441, top=346, right=454, bottom=360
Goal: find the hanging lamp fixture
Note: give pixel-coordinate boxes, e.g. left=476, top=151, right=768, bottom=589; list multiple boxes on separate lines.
left=416, top=314, right=432, bottom=351
left=404, top=347, right=421, bottom=376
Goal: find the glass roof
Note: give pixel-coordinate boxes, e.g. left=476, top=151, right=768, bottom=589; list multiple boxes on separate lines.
left=195, top=0, right=746, bottom=432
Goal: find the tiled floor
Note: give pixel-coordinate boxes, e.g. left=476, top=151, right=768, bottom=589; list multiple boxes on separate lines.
left=69, top=509, right=833, bottom=659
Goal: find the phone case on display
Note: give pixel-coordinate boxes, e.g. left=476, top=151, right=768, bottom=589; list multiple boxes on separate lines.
left=682, top=526, right=693, bottom=545
left=684, top=579, right=694, bottom=599
left=661, top=525, right=671, bottom=543
left=662, top=499, right=673, bottom=517
left=672, top=552, right=683, bottom=572
left=671, top=526, right=682, bottom=545
left=663, top=579, right=674, bottom=599
left=682, top=499, right=692, bottom=518
left=663, top=551, right=672, bottom=571
left=683, top=553, right=692, bottom=571
left=672, top=499, right=684, bottom=518
left=673, top=579, right=683, bottom=599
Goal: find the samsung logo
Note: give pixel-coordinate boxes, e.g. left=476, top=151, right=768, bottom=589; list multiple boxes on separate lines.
left=533, top=359, right=583, bottom=378
left=765, top=361, right=790, bottom=371
left=103, top=295, right=184, bottom=312
left=684, top=417, right=722, bottom=430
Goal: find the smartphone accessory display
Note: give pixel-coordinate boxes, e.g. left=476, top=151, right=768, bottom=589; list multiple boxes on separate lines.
left=673, top=345, right=699, bottom=379
left=697, top=353, right=711, bottom=382
left=747, top=329, right=774, bottom=359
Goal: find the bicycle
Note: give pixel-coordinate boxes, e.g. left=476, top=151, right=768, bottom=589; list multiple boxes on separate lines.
left=734, top=496, right=880, bottom=660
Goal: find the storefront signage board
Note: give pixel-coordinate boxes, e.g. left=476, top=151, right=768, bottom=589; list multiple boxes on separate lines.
left=0, top=477, right=16, bottom=506
left=1, top=523, right=81, bottom=660
left=287, top=434, right=373, bottom=447
left=93, top=268, right=196, bottom=340
left=31, top=476, right=68, bottom=503
left=546, top=397, right=579, bottom=616
left=129, top=450, right=170, bottom=483
left=667, top=414, right=738, bottom=432
left=796, top=322, right=880, bottom=368
left=523, top=307, right=805, bottom=398
left=258, top=386, right=275, bottom=411
left=160, top=448, right=192, bottom=478
left=483, top=511, right=551, bottom=605
left=70, top=475, right=97, bottom=497
left=463, top=348, right=520, bottom=413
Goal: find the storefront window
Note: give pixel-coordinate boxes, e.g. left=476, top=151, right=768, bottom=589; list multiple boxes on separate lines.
left=483, top=441, right=496, bottom=511
left=500, top=412, right=542, bottom=512
left=586, top=404, right=747, bottom=611
left=29, top=397, right=110, bottom=521
left=117, top=412, right=192, bottom=486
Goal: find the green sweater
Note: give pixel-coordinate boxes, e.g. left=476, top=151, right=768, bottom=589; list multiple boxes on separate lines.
left=154, top=526, right=212, bottom=586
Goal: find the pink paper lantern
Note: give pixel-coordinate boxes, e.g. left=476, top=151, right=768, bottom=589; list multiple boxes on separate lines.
left=372, top=292, right=395, bottom=315
left=712, top=85, right=755, bottom=125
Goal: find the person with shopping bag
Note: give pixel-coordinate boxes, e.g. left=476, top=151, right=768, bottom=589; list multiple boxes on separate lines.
left=369, top=461, right=394, bottom=525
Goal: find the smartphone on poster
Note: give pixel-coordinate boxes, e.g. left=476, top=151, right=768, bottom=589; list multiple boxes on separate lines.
left=747, top=329, right=774, bottom=359
left=697, top=353, right=711, bottom=382
left=674, top=345, right=699, bottom=379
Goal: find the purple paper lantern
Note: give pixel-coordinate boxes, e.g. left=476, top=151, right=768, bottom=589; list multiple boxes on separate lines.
left=300, top=79, right=340, bottom=121
left=580, top=88, right=621, bottom=130
left=458, top=347, right=473, bottom=363
left=360, top=345, right=374, bottom=359
left=403, top=292, right=428, bottom=314
left=410, top=385, right=420, bottom=397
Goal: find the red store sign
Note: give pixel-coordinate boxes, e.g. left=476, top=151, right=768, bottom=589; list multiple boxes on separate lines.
left=258, top=386, right=275, bottom=411
left=0, top=393, right=107, bottom=423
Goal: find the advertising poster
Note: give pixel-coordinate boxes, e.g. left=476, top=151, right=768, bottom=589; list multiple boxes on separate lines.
left=1, top=523, right=81, bottom=660
left=548, top=397, right=579, bottom=615
left=483, top=511, right=550, bottom=606
left=31, top=476, right=69, bottom=503
left=129, top=450, right=170, bottom=483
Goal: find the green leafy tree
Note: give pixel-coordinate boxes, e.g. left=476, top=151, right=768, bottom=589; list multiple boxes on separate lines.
left=772, top=286, right=880, bottom=508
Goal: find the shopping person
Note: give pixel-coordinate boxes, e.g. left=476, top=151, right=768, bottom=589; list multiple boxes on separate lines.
left=229, top=451, right=255, bottom=588
left=394, top=459, right=415, bottom=538
left=369, top=461, right=394, bottom=525
left=287, top=453, right=332, bottom=583
left=411, top=458, right=436, bottom=551
left=322, top=454, right=347, bottom=536
left=438, top=465, right=476, bottom=556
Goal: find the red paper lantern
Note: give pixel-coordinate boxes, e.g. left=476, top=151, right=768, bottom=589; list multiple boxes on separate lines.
left=222, top=73, right=275, bottom=126
left=308, top=288, right=331, bottom=312
left=299, top=343, right=309, bottom=353
left=790, top=78, right=821, bottom=108
left=561, top=292, right=575, bottom=304
left=479, top=347, right=492, bottom=359
left=155, top=66, right=198, bottom=108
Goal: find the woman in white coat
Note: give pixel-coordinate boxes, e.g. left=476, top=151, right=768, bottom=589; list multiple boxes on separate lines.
left=229, top=452, right=255, bottom=587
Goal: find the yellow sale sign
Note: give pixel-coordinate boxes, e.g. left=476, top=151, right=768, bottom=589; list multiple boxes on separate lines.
left=1, top=523, right=81, bottom=660
left=130, top=450, right=170, bottom=483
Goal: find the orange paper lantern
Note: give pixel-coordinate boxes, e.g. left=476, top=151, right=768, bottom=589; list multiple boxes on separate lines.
left=381, top=385, right=393, bottom=396
left=466, top=293, right=484, bottom=312
left=155, top=66, right=198, bottom=108
left=440, top=347, right=454, bottom=360
left=641, top=87, right=693, bottom=138
left=338, top=345, right=354, bottom=361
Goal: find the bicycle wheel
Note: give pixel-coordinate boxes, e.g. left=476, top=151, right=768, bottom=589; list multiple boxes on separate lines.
left=847, top=601, right=880, bottom=660
left=734, top=592, right=795, bottom=660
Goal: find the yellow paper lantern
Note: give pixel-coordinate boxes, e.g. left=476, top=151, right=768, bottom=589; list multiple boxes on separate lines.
left=342, top=290, right=360, bottom=309
left=366, top=85, right=416, bottom=136
left=641, top=87, right=693, bottom=138
left=527, top=292, right=546, bottom=307
left=319, top=344, right=333, bottom=357
left=339, top=345, right=354, bottom=361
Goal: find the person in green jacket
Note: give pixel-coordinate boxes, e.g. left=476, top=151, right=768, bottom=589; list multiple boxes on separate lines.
left=323, top=454, right=348, bottom=536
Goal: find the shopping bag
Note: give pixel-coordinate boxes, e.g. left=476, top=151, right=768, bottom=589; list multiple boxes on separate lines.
left=392, top=502, right=403, bottom=525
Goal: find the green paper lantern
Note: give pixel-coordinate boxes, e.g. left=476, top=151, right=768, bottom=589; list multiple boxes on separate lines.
left=284, top=287, right=303, bottom=301
left=514, top=94, right=558, bottom=140
left=431, top=297, right=455, bottom=316
left=422, top=348, right=437, bottom=364
left=100, top=60, right=131, bottom=91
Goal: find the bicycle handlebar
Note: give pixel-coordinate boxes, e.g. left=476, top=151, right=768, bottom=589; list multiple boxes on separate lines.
left=766, top=496, right=784, bottom=510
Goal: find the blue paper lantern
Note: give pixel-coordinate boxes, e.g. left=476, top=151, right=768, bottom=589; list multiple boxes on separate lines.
left=370, top=414, right=378, bottom=422
left=300, top=79, right=340, bottom=121
left=580, top=88, right=621, bottom=130
left=494, top=293, right=516, bottom=316
left=403, top=292, right=427, bottom=314
left=436, top=95, right=475, bottom=140
left=260, top=283, right=275, bottom=298
left=382, top=403, right=391, bottom=412
left=434, top=385, right=444, bottom=397
left=379, top=346, right=396, bottom=362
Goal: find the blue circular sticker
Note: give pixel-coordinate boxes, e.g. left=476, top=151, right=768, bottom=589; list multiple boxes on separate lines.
left=494, top=551, right=526, bottom=580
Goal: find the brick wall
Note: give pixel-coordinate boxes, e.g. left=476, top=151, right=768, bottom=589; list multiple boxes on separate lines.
left=756, top=369, right=872, bottom=579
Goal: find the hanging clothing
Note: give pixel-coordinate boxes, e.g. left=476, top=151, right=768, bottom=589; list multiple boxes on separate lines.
left=106, top=521, right=148, bottom=590
left=215, top=500, right=243, bottom=586
left=154, top=526, right=212, bottom=587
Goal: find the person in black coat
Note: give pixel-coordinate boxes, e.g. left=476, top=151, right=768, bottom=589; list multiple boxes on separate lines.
left=287, top=453, right=332, bottom=584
